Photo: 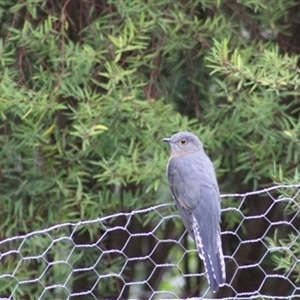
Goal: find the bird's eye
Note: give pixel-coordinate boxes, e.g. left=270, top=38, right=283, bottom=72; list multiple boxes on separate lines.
left=179, top=139, right=187, bottom=145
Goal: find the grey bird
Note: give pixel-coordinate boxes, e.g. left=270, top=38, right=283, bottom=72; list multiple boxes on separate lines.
left=162, top=131, right=225, bottom=291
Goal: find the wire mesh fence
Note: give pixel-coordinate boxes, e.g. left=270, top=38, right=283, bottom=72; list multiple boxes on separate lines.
left=1, top=184, right=300, bottom=299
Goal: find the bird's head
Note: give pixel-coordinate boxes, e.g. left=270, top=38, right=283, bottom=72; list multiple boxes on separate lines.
left=162, top=131, right=203, bottom=156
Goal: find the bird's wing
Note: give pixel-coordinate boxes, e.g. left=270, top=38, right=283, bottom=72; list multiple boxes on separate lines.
left=167, top=156, right=198, bottom=239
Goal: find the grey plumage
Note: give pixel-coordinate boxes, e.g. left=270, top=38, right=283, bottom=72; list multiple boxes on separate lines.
left=162, top=131, right=225, bottom=291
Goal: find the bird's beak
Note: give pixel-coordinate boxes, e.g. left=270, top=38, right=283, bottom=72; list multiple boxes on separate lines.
left=161, top=137, right=171, bottom=143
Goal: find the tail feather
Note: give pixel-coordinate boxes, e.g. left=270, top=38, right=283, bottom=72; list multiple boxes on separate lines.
left=215, top=233, right=226, bottom=285
left=192, top=216, right=226, bottom=291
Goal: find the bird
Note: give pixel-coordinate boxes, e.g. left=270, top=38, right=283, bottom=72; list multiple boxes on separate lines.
left=162, top=131, right=225, bottom=292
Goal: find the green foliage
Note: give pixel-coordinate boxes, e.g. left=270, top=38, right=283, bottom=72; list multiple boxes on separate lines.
left=267, top=229, right=300, bottom=283
left=265, top=184, right=300, bottom=284
left=1, top=0, right=300, bottom=298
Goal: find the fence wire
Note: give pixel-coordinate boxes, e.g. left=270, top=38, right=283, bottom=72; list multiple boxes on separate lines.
left=1, top=184, right=300, bottom=299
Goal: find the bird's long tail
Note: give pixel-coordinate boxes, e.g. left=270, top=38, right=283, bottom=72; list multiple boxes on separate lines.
left=193, top=216, right=226, bottom=291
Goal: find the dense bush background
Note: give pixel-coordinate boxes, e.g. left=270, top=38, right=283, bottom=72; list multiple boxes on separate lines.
left=1, top=0, right=300, bottom=298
